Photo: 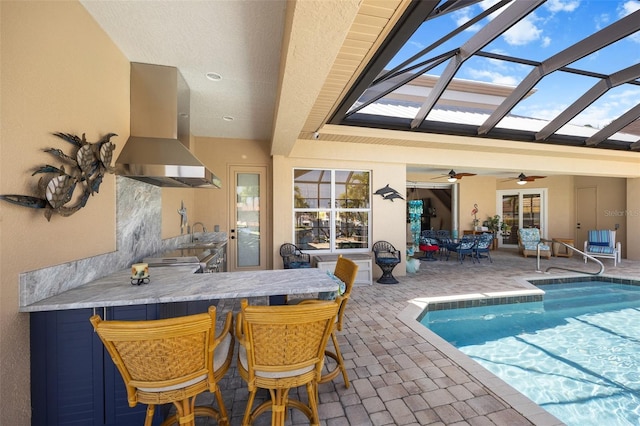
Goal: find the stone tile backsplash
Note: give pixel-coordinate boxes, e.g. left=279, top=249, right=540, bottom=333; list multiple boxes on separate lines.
left=19, top=177, right=208, bottom=306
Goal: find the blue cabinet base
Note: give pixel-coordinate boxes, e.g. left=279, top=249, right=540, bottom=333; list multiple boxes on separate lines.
left=30, top=305, right=162, bottom=426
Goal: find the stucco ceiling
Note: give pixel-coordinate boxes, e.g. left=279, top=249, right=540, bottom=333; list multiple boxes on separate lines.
left=80, top=0, right=287, bottom=142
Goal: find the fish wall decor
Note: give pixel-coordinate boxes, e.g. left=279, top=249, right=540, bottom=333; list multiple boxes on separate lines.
left=0, top=132, right=116, bottom=221
left=374, top=184, right=404, bottom=202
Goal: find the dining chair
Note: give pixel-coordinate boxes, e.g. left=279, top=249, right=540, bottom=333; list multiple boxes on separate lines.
left=90, top=306, right=234, bottom=426
left=235, top=299, right=339, bottom=426
left=447, top=235, right=478, bottom=263
left=419, top=230, right=440, bottom=261
left=474, top=233, right=494, bottom=263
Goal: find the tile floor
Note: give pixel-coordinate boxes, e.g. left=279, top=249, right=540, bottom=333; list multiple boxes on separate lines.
left=201, top=248, right=640, bottom=425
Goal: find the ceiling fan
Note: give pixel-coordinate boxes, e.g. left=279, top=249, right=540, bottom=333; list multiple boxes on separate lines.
left=432, top=169, right=477, bottom=182
left=504, top=173, right=547, bottom=185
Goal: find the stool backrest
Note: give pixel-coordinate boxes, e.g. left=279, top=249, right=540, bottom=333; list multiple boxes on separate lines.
left=90, top=307, right=217, bottom=406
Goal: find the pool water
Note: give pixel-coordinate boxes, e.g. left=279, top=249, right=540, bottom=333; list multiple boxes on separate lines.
left=421, top=282, right=640, bottom=426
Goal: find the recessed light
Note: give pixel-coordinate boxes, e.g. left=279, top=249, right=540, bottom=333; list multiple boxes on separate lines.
left=206, top=72, right=222, bottom=81
left=222, top=116, right=234, bottom=122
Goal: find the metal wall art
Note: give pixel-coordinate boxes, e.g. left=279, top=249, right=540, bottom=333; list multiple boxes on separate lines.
left=0, top=132, right=116, bottom=221
left=374, top=184, right=404, bottom=201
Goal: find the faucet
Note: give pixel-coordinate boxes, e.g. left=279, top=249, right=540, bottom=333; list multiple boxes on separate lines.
left=191, top=222, right=207, bottom=242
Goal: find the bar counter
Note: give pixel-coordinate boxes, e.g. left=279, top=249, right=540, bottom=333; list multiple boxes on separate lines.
left=20, top=267, right=338, bottom=312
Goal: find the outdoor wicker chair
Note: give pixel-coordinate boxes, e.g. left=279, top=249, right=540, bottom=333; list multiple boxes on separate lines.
left=235, top=299, right=338, bottom=426
left=279, top=243, right=312, bottom=269
left=90, top=306, right=234, bottom=426
left=372, top=241, right=401, bottom=284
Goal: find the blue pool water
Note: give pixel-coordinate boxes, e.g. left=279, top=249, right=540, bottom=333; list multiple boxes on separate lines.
left=421, top=281, right=640, bottom=426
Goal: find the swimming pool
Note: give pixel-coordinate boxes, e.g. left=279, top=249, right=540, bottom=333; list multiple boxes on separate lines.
left=420, top=279, right=640, bottom=426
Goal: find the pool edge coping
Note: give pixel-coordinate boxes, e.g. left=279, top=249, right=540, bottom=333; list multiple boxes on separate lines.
left=397, top=275, right=573, bottom=426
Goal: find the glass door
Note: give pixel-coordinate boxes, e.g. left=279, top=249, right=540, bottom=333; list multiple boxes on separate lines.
left=228, top=166, right=268, bottom=271
left=497, top=189, right=547, bottom=247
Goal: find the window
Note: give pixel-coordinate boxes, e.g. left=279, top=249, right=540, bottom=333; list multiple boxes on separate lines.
left=293, top=169, right=370, bottom=252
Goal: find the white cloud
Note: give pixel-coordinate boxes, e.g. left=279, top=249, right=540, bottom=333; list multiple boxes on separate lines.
left=452, top=8, right=482, bottom=32
left=619, top=0, right=640, bottom=16
left=545, top=0, right=581, bottom=13
left=541, top=36, right=552, bottom=48
left=466, top=68, right=519, bottom=86
left=594, top=13, right=611, bottom=30
left=619, top=1, right=640, bottom=43
left=502, top=14, right=543, bottom=46
left=408, top=40, right=426, bottom=51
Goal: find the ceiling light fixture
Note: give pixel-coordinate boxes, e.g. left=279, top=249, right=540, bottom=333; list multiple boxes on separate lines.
left=447, top=176, right=457, bottom=183
left=517, top=179, right=527, bottom=185
left=205, top=72, right=222, bottom=81
left=222, top=116, right=234, bottom=122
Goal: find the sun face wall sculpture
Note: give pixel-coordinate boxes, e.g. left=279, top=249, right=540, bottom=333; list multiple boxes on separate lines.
left=0, top=132, right=116, bottom=221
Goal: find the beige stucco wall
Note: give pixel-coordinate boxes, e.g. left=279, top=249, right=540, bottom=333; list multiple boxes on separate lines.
left=0, top=1, right=130, bottom=422
left=627, top=178, right=640, bottom=260
left=192, top=136, right=272, bottom=235
left=273, top=152, right=407, bottom=278
left=574, top=176, right=628, bottom=253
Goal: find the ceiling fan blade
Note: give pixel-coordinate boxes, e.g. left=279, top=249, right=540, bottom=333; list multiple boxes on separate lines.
left=526, top=175, right=546, bottom=180
left=454, top=172, right=477, bottom=178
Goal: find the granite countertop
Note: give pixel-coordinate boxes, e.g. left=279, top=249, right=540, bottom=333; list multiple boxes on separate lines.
left=20, top=267, right=339, bottom=312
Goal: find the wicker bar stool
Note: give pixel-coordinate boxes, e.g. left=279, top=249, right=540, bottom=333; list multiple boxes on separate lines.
left=236, top=299, right=338, bottom=426
left=318, top=256, right=357, bottom=388
left=288, top=255, right=358, bottom=388
left=90, top=306, right=234, bottom=426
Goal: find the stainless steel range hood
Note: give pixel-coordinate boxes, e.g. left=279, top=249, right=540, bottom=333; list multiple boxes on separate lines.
left=115, top=63, right=221, bottom=188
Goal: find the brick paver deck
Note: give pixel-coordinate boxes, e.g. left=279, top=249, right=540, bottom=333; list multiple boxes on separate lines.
left=198, top=248, right=639, bottom=425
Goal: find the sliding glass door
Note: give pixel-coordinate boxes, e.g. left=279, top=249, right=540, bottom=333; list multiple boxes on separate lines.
left=497, top=189, right=547, bottom=247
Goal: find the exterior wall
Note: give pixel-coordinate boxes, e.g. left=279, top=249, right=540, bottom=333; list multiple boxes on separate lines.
left=191, top=136, right=272, bottom=237
left=273, top=154, right=406, bottom=278
left=627, top=178, right=640, bottom=260
left=459, top=176, right=498, bottom=232
left=575, top=176, right=628, bottom=256
left=0, top=1, right=130, bottom=422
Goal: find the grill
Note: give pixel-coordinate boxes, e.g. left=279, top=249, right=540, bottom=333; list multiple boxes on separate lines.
left=144, top=242, right=226, bottom=273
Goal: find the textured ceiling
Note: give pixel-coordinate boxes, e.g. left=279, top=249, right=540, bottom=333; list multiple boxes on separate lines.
left=80, top=0, right=287, bottom=141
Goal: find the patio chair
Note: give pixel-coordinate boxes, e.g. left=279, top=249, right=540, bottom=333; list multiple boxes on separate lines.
left=372, top=241, right=401, bottom=284
left=90, top=306, right=234, bottom=426
left=584, top=229, right=621, bottom=266
left=279, top=243, right=311, bottom=269
left=474, top=233, right=494, bottom=263
left=517, top=228, right=551, bottom=259
left=235, top=299, right=338, bottom=426
left=419, top=230, right=439, bottom=261
left=447, top=235, right=478, bottom=264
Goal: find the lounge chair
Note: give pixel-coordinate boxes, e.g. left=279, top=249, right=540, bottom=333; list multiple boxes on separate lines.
left=584, top=230, right=621, bottom=266
left=517, top=228, right=551, bottom=259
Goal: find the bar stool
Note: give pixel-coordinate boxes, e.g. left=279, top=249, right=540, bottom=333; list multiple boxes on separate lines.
left=90, top=306, right=234, bottom=426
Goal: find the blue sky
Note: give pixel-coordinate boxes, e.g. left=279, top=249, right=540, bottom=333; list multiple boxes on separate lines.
left=390, top=0, right=640, bottom=130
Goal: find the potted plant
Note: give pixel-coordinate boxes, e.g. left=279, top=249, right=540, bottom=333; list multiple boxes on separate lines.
left=486, top=215, right=508, bottom=249
left=486, top=215, right=501, bottom=234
